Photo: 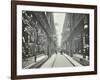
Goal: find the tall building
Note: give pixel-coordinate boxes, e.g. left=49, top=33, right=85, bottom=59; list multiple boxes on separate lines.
left=22, top=11, right=57, bottom=61
left=61, top=13, right=89, bottom=58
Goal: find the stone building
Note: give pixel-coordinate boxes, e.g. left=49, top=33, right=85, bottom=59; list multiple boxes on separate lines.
left=61, top=13, right=89, bottom=59
left=22, top=11, right=57, bottom=61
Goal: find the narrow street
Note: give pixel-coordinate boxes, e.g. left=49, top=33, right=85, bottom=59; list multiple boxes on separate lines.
left=53, top=53, right=73, bottom=67
left=41, top=52, right=80, bottom=68
left=22, top=11, right=89, bottom=69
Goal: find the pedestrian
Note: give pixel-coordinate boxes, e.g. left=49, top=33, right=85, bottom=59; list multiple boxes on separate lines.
left=34, top=55, right=37, bottom=62
left=61, top=50, right=63, bottom=55
left=55, top=50, right=57, bottom=54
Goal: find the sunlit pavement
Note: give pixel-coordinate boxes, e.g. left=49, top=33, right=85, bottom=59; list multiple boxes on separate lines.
left=22, top=54, right=48, bottom=69
left=41, top=53, right=82, bottom=68
left=53, top=53, right=73, bottom=67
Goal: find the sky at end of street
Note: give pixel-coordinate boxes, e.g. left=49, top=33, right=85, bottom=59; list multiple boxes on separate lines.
left=53, top=13, right=65, bottom=47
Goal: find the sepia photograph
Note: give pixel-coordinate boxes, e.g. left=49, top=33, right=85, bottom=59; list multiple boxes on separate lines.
left=11, top=1, right=97, bottom=79
left=22, top=11, right=89, bottom=69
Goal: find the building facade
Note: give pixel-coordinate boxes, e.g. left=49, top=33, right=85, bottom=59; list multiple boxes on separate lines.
left=22, top=11, right=57, bottom=61
left=61, top=13, right=89, bottom=59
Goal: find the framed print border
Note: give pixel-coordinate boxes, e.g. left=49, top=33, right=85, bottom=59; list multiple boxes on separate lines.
left=11, top=0, right=97, bottom=80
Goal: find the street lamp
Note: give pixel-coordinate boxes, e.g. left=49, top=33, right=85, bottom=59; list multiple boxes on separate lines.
left=83, top=24, right=89, bottom=59
left=84, top=24, right=88, bottom=29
